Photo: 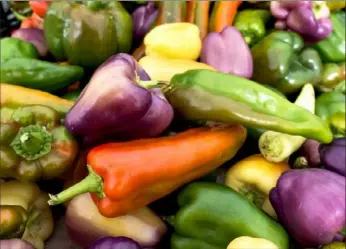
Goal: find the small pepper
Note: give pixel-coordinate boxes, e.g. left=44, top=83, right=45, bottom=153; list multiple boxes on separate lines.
left=209, top=1, right=242, bottom=33
left=251, top=31, right=323, bottom=94
left=318, top=62, right=346, bottom=92
left=0, top=180, right=54, bottom=249
left=48, top=124, right=246, bottom=217
left=28, top=1, right=49, bottom=18
left=185, top=1, right=210, bottom=40
left=144, top=22, right=202, bottom=61
left=227, top=237, right=279, bottom=249
left=233, top=9, right=271, bottom=46
left=0, top=105, right=78, bottom=182
left=170, top=182, right=290, bottom=249
left=225, top=154, right=290, bottom=219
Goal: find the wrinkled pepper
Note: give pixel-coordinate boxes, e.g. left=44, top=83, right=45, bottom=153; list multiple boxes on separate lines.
left=164, top=69, right=333, bottom=143
left=48, top=124, right=246, bottom=217
left=185, top=1, right=210, bottom=40
left=0, top=83, right=74, bottom=118
left=318, top=62, right=346, bottom=92
left=170, top=182, right=290, bottom=249
left=316, top=91, right=345, bottom=137
left=209, top=1, right=242, bottom=33
left=0, top=180, right=54, bottom=249
left=225, top=154, right=290, bottom=219
left=315, top=11, right=345, bottom=63
left=251, top=31, right=323, bottom=94
left=227, top=237, right=279, bottom=249
left=44, top=1, right=132, bottom=69
left=0, top=105, right=78, bottom=181
left=233, top=9, right=271, bottom=46
left=144, top=22, right=202, bottom=61
left=139, top=55, right=215, bottom=82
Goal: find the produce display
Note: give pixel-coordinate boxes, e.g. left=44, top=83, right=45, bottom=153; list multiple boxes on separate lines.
left=0, top=1, right=345, bottom=249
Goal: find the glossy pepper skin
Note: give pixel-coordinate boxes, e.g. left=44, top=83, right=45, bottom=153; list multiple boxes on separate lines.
left=48, top=124, right=246, bottom=217
left=0, top=105, right=78, bottom=182
left=0, top=38, right=39, bottom=63
left=0, top=180, right=54, bottom=249
left=170, top=182, right=290, bottom=249
left=319, top=137, right=346, bottom=176
left=270, top=168, right=345, bottom=247
left=315, top=11, right=345, bottom=63
left=227, top=237, right=279, bottom=249
left=64, top=53, right=174, bottom=146
left=233, top=9, right=271, bottom=46
left=165, top=69, right=332, bottom=143
left=251, top=31, right=323, bottom=94
left=316, top=91, right=345, bottom=137
left=318, top=62, right=345, bottom=92
left=44, top=1, right=132, bottom=69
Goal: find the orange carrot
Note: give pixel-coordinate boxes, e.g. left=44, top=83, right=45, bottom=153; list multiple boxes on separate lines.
left=186, top=1, right=210, bottom=40
left=209, top=1, right=242, bottom=33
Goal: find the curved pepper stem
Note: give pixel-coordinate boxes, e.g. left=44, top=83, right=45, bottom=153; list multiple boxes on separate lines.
left=85, top=1, right=109, bottom=11
left=239, top=186, right=266, bottom=209
left=48, top=165, right=105, bottom=206
left=137, top=80, right=170, bottom=90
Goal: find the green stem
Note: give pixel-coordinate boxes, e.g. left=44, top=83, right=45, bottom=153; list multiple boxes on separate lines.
left=48, top=165, right=105, bottom=206
left=86, top=1, right=109, bottom=11
left=340, top=227, right=345, bottom=236
left=239, top=185, right=266, bottom=209
left=293, top=156, right=309, bottom=169
left=10, top=8, right=30, bottom=21
left=138, top=80, right=170, bottom=90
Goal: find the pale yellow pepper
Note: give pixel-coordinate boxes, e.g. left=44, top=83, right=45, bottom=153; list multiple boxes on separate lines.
left=227, top=236, right=279, bottom=249
left=225, top=154, right=290, bottom=219
left=144, top=22, right=202, bottom=61
left=138, top=55, right=215, bottom=82
left=327, top=1, right=345, bottom=10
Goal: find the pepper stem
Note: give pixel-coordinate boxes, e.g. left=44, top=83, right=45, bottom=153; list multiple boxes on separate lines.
left=293, top=156, right=309, bottom=169
left=239, top=185, right=266, bottom=208
left=48, top=165, right=105, bottom=206
left=138, top=80, right=170, bottom=90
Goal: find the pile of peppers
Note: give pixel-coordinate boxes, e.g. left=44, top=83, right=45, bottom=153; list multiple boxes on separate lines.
left=0, top=1, right=345, bottom=249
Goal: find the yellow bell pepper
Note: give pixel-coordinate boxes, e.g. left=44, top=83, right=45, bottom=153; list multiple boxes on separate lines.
left=225, top=154, right=290, bottom=219
left=138, top=56, right=215, bottom=82
left=227, top=236, right=279, bottom=249
left=327, top=1, right=345, bottom=10
left=144, top=22, right=202, bottom=61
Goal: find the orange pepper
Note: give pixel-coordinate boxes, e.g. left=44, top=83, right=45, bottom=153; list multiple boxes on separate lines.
left=29, top=1, right=49, bottom=18
left=48, top=124, right=247, bottom=217
left=209, top=1, right=242, bottom=32
left=186, top=1, right=210, bottom=40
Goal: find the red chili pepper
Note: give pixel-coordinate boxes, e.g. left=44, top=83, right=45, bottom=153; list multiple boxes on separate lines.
left=20, top=18, right=35, bottom=29
left=29, top=1, right=49, bottom=18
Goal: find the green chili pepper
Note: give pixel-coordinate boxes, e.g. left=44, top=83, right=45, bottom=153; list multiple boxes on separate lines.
left=251, top=31, right=323, bottom=94
left=170, top=182, right=290, bottom=249
left=164, top=69, right=332, bottom=143
left=0, top=105, right=78, bottom=182
left=233, top=9, right=270, bottom=46
left=0, top=38, right=39, bottom=63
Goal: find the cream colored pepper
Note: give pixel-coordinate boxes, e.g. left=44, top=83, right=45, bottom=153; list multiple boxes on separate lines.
left=227, top=236, right=279, bottom=249
left=144, top=22, right=202, bottom=61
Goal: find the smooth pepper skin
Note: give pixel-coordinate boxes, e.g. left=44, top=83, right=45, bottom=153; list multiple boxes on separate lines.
left=165, top=69, right=333, bottom=143
left=251, top=31, right=323, bottom=94
left=318, top=62, right=345, bottom=92
left=233, top=9, right=271, bottom=46
left=0, top=105, right=78, bottom=182
left=0, top=180, right=54, bottom=249
left=170, top=182, right=290, bottom=249
left=270, top=168, right=345, bottom=247
left=315, top=11, right=345, bottom=63
left=0, top=38, right=39, bottom=63
left=319, top=137, right=346, bottom=176
left=44, top=1, right=132, bottom=69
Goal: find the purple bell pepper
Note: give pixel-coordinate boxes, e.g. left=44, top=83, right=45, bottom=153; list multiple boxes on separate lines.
left=11, top=28, right=48, bottom=57
left=132, top=2, right=158, bottom=44
left=64, top=53, right=174, bottom=146
left=270, top=168, right=345, bottom=247
left=88, top=237, right=142, bottom=249
left=320, top=137, right=346, bottom=176
left=200, top=26, right=253, bottom=79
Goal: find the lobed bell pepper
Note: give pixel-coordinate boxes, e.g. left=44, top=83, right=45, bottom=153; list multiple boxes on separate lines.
left=225, top=154, right=290, bottom=219
left=0, top=105, right=78, bottom=182
left=270, top=168, right=345, bottom=247
left=315, top=11, right=345, bottom=63
left=319, top=137, right=346, bottom=176
left=200, top=26, right=253, bottom=78
left=318, top=62, right=346, bottom=92
left=170, top=182, right=290, bottom=249
left=64, top=53, right=174, bottom=146
left=251, top=31, right=323, bottom=94
left=48, top=124, right=246, bottom=217
left=233, top=9, right=271, bottom=46
left=44, top=1, right=132, bottom=69
left=0, top=180, right=54, bottom=249
left=316, top=91, right=345, bottom=137
left=144, top=22, right=202, bottom=61
left=227, top=237, right=279, bottom=249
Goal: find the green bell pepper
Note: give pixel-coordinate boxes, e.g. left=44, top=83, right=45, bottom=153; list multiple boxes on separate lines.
left=316, top=91, right=345, bottom=137
left=233, top=9, right=270, bottom=46
left=318, top=62, right=345, bottom=92
left=315, top=11, right=345, bottom=63
left=0, top=38, right=39, bottom=63
left=0, top=105, right=79, bottom=182
left=170, top=182, right=290, bottom=249
left=44, top=1, right=132, bottom=69
left=251, top=31, right=323, bottom=94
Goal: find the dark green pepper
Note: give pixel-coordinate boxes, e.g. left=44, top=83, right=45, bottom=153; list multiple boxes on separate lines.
left=62, top=89, right=82, bottom=101
left=0, top=105, right=78, bottom=182
left=0, top=38, right=39, bottom=63
left=164, top=69, right=332, bottom=143
left=233, top=9, right=270, bottom=46
left=251, top=31, right=323, bottom=94
left=318, top=62, right=345, bottom=92
left=170, top=182, right=290, bottom=249
left=44, top=1, right=132, bottom=69
left=315, top=11, right=345, bottom=63
left=316, top=91, right=345, bottom=138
